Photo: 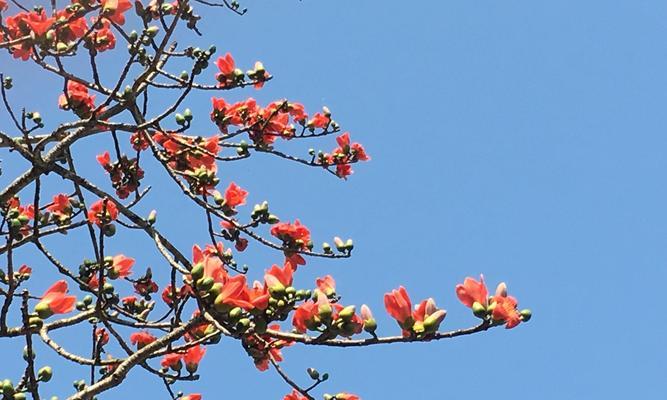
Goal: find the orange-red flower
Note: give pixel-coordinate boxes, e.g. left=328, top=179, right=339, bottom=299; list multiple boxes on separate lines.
left=283, top=390, right=308, bottom=400
left=130, top=331, right=156, bottom=348
left=100, top=0, right=132, bottom=25
left=384, top=286, right=412, bottom=326
left=223, top=182, right=248, bottom=207
left=35, top=280, right=76, bottom=318
left=110, top=254, right=134, bottom=278
left=47, top=193, right=74, bottom=223
left=87, top=199, right=118, bottom=226
left=270, top=220, right=311, bottom=249
left=161, top=353, right=182, bottom=371
left=264, top=264, right=293, bottom=292
left=181, top=394, right=202, bottom=400
left=335, top=394, right=361, bottom=400
left=455, top=275, right=488, bottom=308
left=183, top=344, right=206, bottom=373
left=316, top=275, right=336, bottom=297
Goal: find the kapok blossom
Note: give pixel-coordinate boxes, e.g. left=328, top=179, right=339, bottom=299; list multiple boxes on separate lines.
left=87, top=199, right=118, bottom=226
left=110, top=254, right=134, bottom=279
left=129, top=331, right=156, bottom=348
left=384, top=287, right=446, bottom=336
left=223, top=182, right=248, bottom=207
left=283, top=390, right=308, bottom=400
left=455, top=275, right=489, bottom=309
left=316, top=275, right=336, bottom=297
left=35, top=280, right=76, bottom=318
left=161, top=353, right=183, bottom=371
left=270, top=220, right=311, bottom=250
left=181, top=394, right=202, bottom=400
left=183, top=344, right=206, bottom=373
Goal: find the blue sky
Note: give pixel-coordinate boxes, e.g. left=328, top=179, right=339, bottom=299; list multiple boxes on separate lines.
left=2, top=0, right=667, bottom=399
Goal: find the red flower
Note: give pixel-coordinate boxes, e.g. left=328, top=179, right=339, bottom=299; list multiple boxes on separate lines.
left=456, top=275, right=488, bottom=308
left=383, top=286, right=412, bottom=326
left=96, top=151, right=111, bottom=167
left=130, top=131, right=149, bottom=151
left=292, top=300, right=318, bottom=333
left=316, top=275, right=336, bottom=297
left=336, top=394, right=361, bottom=400
left=35, top=280, right=76, bottom=318
left=213, top=275, right=254, bottom=311
left=264, top=264, right=293, bottom=292
left=59, top=81, right=96, bottom=117
left=183, top=344, right=206, bottom=373
left=95, top=328, right=110, bottom=346
left=110, top=254, right=134, bottom=278
left=87, top=199, right=118, bottom=226
left=129, top=331, right=156, bottom=348
left=215, top=53, right=236, bottom=87
left=161, top=353, right=183, bottom=370
left=100, top=0, right=132, bottom=25
left=17, top=264, right=32, bottom=278
left=492, top=295, right=522, bottom=329
left=46, top=194, right=73, bottom=223
left=270, top=220, right=311, bottom=249
left=181, top=394, right=202, bottom=400
left=283, top=390, right=308, bottom=400
left=223, top=182, right=248, bottom=207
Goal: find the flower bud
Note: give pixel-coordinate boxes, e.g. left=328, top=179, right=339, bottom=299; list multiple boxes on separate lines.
left=2, top=380, right=14, bottom=396
left=307, top=367, right=320, bottom=380
left=13, top=393, right=26, bottom=400
left=198, top=277, right=214, bottom=292
left=147, top=210, right=157, bottom=225
left=37, top=366, right=53, bottom=382
left=363, top=318, right=377, bottom=333
left=190, top=263, right=204, bottom=280
left=520, top=309, right=532, bottom=322
left=338, top=305, right=356, bottom=322
left=146, top=25, right=160, bottom=37
left=472, top=301, right=487, bottom=318
left=318, top=303, right=333, bottom=320
left=423, top=309, right=447, bottom=332
left=495, top=282, right=507, bottom=297
left=35, top=302, right=53, bottom=319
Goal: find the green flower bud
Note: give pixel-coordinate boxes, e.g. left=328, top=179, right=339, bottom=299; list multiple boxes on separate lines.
left=190, top=263, right=204, bottom=280
left=37, top=366, right=53, bottom=382
left=175, top=113, right=186, bottom=125
left=338, top=305, right=356, bottom=321
left=2, top=380, right=15, bottom=396
left=363, top=318, right=377, bottom=333
left=183, top=108, right=193, bottom=121
left=13, top=393, right=26, bottom=400
left=35, top=302, right=53, bottom=319
left=307, top=367, right=319, bottom=380
left=147, top=210, right=157, bottom=225
left=520, top=309, right=532, bottom=322
left=472, top=301, right=487, bottom=318
left=145, top=25, right=160, bottom=37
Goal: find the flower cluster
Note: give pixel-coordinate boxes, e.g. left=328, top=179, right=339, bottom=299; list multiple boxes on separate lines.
left=210, top=98, right=335, bottom=146
left=456, top=275, right=531, bottom=329
left=384, top=287, right=447, bottom=337
left=58, top=81, right=96, bottom=118
left=214, top=53, right=269, bottom=89
left=2, top=196, right=34, bottom=237
left=152, top=131, right=221, bottom=193
left=97, top=151, right=145, bottom=199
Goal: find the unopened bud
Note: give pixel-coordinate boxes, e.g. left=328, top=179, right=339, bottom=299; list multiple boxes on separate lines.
left=495, top=282, right=508, bottom=297
left=147, top=210, right=157, bottom=225
left=307, top=367, right=319, bottom=380
left=145, top=25, right=160, bottom=37
left=190, top=263, right=204, bottom=280
left=423, top=310, right=447, bottom=332
left=338, top=305, right=356, bottom=321
left=520, top=309, right=532, bottom=322
left=472, top=302, right=487, bottom=318
left=37, top=366, right=53, bottom=382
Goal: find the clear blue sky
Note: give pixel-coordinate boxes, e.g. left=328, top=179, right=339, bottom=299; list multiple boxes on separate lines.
left=2, top=0, right=667, bottom=399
